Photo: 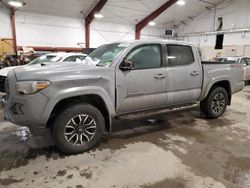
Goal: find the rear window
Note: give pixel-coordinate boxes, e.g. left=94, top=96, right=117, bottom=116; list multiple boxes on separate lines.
left=167, top=45, right=194, bottom=66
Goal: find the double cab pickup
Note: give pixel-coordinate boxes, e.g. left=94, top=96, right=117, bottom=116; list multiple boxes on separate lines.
left=3, top=40, right=245, bottom=153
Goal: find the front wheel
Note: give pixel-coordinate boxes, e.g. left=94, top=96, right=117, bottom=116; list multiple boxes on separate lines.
left=200, top=87, right=228, bottom=119
left=52, top=103, right=105, bottom=154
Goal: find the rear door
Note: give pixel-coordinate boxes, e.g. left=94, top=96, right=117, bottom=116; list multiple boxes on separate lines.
left=165, top=44, right=202, bottom=106
left=116, top=43, right=167, bottom=114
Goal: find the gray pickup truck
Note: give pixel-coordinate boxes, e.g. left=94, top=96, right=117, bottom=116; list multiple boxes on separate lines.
left=3, top=40, right=245, bottom=154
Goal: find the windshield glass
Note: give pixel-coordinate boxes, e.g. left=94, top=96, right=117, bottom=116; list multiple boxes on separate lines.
left=28, top=55, right=62, bottom=65
left=88, top=43, right=130, bottom=67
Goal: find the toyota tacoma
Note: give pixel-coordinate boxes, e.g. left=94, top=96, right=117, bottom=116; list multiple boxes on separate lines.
left=3, top=40, right=245, bottom=154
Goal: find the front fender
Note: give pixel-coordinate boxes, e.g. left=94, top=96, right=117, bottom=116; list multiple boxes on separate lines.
left=41, top=86, right=115, bottom=124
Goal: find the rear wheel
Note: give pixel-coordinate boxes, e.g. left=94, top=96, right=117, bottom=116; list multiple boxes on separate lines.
left=200, top=87, right=228, bottom=119
left=52, top=103, right=104, bottom=154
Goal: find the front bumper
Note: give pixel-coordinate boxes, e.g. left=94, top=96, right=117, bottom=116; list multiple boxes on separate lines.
left=5, top=93, right=50, bottom=135
left=4, top=71, right=50, bottom=135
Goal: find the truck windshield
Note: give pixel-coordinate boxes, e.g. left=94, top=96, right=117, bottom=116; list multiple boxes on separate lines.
left=88, top=43, right=130, bottom=67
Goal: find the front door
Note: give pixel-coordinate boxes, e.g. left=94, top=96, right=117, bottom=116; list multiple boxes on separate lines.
left=165, top=44, right=202, bottom=106
left=116, top=44, right=167, bottom=114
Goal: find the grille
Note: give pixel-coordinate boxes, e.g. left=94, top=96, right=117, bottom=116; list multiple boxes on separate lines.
left=0, top=76, right=6, bottom=93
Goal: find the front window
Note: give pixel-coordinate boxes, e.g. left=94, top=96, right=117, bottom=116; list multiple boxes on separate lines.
left=126, top=44, right=162, bottom=69
left=88, top=43, right=130, bottom=67
left=28, top=55, right=62, bottom=65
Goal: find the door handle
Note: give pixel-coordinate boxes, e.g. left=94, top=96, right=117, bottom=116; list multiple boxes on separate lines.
left=190, top=71, right=199, bottom=76
left=154, top=74, right=166, bottom=80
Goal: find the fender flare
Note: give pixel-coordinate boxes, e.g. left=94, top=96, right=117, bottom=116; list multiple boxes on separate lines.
left=200, top=76, right=231, bottom=101
left=41, top=86, right=115, bottom=124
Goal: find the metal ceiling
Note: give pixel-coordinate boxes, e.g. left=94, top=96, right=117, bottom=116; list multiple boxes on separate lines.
left=1, top=0, right=226, bottom=29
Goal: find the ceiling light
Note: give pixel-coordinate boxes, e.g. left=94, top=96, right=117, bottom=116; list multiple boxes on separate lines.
left=94, top=13, right=104, bottom=19
left=148, top=21, right=156, bottom=26
left=8, top=0, right=23, bottom=7
left=177, top=0, right=186, bottom=6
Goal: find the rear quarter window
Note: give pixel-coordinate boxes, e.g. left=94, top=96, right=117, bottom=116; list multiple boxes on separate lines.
left=167, top=45, right=194, bottom=66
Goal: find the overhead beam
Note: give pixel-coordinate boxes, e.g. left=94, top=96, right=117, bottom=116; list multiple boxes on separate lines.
left=135, top=0, right=177, bottom=39
left=85, top=0, right=108, bottom=48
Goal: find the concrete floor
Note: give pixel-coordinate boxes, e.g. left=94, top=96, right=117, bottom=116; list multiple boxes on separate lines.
left=0, top=87, right=250, bottom=188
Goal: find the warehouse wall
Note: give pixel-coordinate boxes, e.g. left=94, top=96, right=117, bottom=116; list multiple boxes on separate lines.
left=177, top=0, right=250, bottom=60
left=15, top=12, right=85, bottom=48
left=0, top=7, right=165, bottom=49
left=0, top=4, right=12, bottom=39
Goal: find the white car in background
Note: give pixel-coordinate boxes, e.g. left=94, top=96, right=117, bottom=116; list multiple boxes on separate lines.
left=0, top=53, right=87, bottom=77
left=0, top=53, right=87, bottom=92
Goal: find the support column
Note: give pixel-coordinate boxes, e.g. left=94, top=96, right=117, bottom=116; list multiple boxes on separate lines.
left=11, top=7, right=17, bottom=54
left=85, top=0, right=108, bottom=48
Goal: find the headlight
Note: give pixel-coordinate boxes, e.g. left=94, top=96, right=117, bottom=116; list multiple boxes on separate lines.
left=16, top=81, right=50, bottom=95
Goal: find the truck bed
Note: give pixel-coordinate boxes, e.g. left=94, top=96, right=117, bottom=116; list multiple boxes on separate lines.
left=200, top=62, right=245, bottom=101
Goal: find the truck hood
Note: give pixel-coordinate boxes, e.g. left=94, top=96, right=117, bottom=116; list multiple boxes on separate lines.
left=13, top=62, right=107, bottom=81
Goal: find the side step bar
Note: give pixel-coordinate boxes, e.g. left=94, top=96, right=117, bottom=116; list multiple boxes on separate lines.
left=116, top=102, right=199, bottom=120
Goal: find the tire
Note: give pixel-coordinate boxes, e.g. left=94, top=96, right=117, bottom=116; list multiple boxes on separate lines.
left=52, top=103, right=105, bottom=154
left=200, top=87, right=228, bottom=119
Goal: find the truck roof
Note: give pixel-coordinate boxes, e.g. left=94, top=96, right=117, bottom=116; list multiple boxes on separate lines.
left=117, top=40, right=195, bottom=47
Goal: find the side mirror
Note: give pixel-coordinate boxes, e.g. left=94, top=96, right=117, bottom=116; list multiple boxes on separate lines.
left=120, top=59, right=134, bottom=71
